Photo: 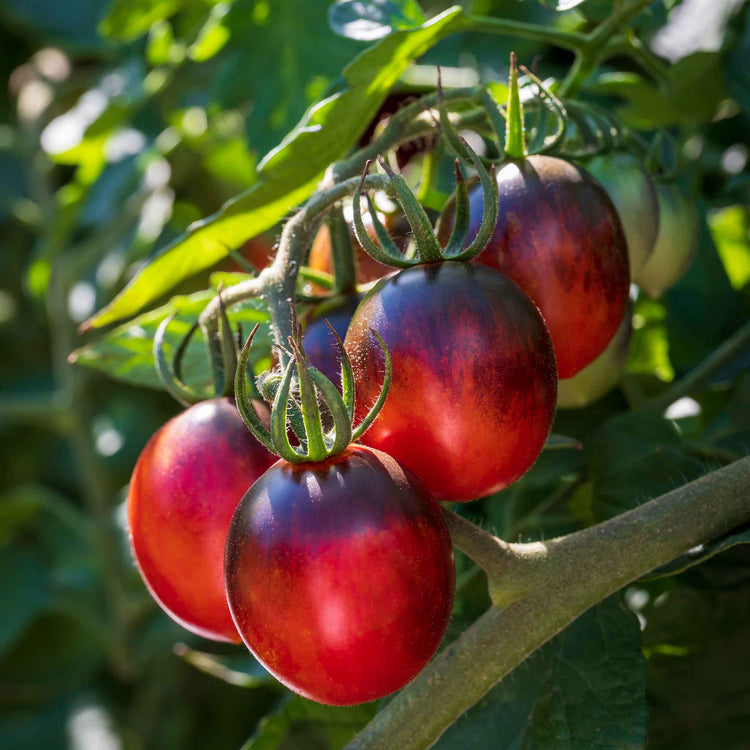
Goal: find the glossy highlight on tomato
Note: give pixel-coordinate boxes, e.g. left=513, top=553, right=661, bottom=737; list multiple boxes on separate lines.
left=128, top=398, right=275, bottom=642
left=466, top=154, right=630, bottom=378
left=224, top=445, right=455, bottom=706
left=345, top=262, right=557, bottom=502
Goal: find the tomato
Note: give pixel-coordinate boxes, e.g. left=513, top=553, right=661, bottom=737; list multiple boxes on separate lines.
left=308, top=216, right=396, bottom=287
left=224, top=444, right=454, bottom=706
left=344, top=262, right=557, bottom=502
left=128, top=398, right=275, bottom=642
left=301, top=294, right=360, bottom=388
left=464, top=155, right=630, bottom=378
left=583, top=153, right=659, bottom=276
left=557, top=307, right=632, bottom=409
left=635, top=181, right=698, bottom=298
left=224, top=234, right=276, bottom=273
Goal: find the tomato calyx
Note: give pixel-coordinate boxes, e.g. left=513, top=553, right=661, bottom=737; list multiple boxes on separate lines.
left=351, top=132, right=498, bottom=269
left=235, top=320, right=391, bottom=463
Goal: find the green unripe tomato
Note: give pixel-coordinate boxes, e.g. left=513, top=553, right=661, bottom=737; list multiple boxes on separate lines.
left=583, top=153, right=659, bottom=277
left=635, top=182, right=698, bottom=298
left=557, top=309, right=631, bottom=409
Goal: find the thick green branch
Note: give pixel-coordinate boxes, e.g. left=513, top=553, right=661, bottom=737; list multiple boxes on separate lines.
left=461, top=14, right=586, bottom=52
left=348, top=457, right=750, bottom=749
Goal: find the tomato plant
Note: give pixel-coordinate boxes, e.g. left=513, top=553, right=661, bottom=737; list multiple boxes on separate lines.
left=128, top=397, right=275, bottom=642
left=7, top=1, right=749, bottom=748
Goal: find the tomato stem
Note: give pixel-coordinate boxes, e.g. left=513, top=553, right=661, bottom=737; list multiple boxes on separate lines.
left=504, top=52, right=526, bottom=160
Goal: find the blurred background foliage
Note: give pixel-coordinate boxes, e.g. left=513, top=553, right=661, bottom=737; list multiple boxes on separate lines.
left=0, top=0, right=748, bottom=748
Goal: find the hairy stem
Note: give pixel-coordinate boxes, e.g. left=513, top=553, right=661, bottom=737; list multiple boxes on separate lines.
left=349, top=457, right=750, bottom=749
left=199, top=174, right=391, bottom=356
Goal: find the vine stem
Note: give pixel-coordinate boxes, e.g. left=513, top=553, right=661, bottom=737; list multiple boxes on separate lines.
left=198, top=173, right=392, bottom=355
left=644, top=320, right=750, bottom=414
left=348, top=457, right=750, bottom=749
left=557, top=0, right=655, bottom=98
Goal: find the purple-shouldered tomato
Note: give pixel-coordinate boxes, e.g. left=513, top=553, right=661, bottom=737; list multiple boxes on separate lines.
left=224, top=444, right=455, bottom=706
left=344, top=262, right=557, bottom=503
left=128, top=398, right=275, bottom=642
left=301, top=294, right=361, bottom=388
left=464, top=154, right=630, bottom=378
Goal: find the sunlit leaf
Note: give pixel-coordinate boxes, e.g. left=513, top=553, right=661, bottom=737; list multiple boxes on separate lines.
left=329, top=0, right=426, bottom=41
left=83, top=7, right=464, bottom=329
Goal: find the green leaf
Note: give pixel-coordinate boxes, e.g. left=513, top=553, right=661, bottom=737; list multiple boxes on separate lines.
left=83, top=7, right=464, bottom=329
left=644, top=525, right=750, bottom=580
left=71, top=274, right=273, bottom=390
left=175, top=644, right=279, bottom=689
left=587, top=411, right=707, bottom=521
left=329, top=0, right=426, bottom=41
left=590, top=53, right=727, bottom=129
left=244, top=695, right=377, bottom=750
left=99, top=0, right=181, bottom=42
left=435, top=596, right=646, bottom=750
left=709, top=205, right=750, bottom=292
left=536, top=0, right=586, bottom=11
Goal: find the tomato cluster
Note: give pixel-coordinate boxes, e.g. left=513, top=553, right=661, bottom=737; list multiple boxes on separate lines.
left=127, top=65, right=696, bottom=708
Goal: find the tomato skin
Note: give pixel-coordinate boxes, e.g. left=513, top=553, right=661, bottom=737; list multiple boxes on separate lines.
left=301, top=294, right=361, bottom=388
left=583, top=153, right=659, bottom=277
left=345, top=262, right=557, bottom=502
left=224, top=445, right=455, bottom=706
left=635, top=182, right=698, bottom=298
left=467, top=155, right=630, bottom=378
left=128, top=398, right=275, bottom=642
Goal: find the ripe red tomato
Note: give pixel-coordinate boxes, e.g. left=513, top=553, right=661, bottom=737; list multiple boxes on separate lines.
left=301, top=294, right=361, bottom=388
left=583, top=152, right=659, bottom=276
left=344, top=262, right=557, bottom=502
left=466, top=155, right=630, bottom=378
left=224, top=445, right=455, bottom=706
left=128, top=398, right=275, bottom=642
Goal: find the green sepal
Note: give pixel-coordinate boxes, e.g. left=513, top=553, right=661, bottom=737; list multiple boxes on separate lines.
left=442, top=159, right=471, bottom=257
left=153, top=314, right=204, bottom=407
left=289, top=337, right=327, bottom=461
left=352, top=329, right=392, bottom=441
left=308, top=367, right=353, bottom=455
left=447, top=139, right=498, bottom=262
left=505, top=51, right=527, bottom=159
left=477, top=87, right=507, bottom=157
left=325, top=319, right=355, bottom=422
left=270, top=355, right=303, bottom=463
left=352, top=162, right=416, bottom=269
left=234, top=325, right=276, bottom=455
left=519, top=64, right=567, bottom=155
left=377, top=156, right=443, bottom=264
left=217, top=287, right=239, bottom=398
